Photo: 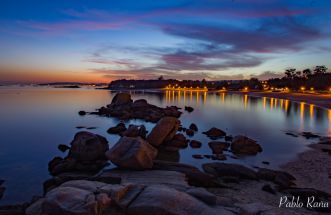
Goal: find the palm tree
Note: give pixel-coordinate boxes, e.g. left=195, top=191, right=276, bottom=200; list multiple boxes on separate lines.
left=302, top=69, right=312, bottom=78
left=313, top=66, right=327, bottom=75
left=285, top=68, right=296, bottom=79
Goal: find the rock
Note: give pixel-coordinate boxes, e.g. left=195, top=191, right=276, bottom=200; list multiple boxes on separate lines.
left=121, top=125, right=147, bottom=138
left=282, top=187, right=331, bottom=200
left=225, top=135, right=233, bottom=142
left=147, top=117, right=180, bottom=146
left=78, top=110, right=86, bottom=116
left=76, top=126, right=85, bottom=129
left=192, top=154, right=204, bottom=159
left=203, top=127, right=226, bottom=139
left=0, top=204, right=28, bottom=215
left=237, top=202, right=273, bottom=215
left=41, top=180, right=111, bottom=215
left=106, top=136, right=157, bottom=170
left=221, top=176, right=239, bottom=184
left=190, top=140, right=202, bottom=148
left=107, top=122, right=127, bottom=134
left=262, top=161, right=270, bottom=165
left=132, top=99, right=148, bottom=108
left=185, top=106, right=194, bottom=113
left=86, top=126, right=97, bottom=130
left=208, top=141, right=229, bottom=154
left=0, top=180, right=4, bottom=200
left=257, top=168, right=295, bottom=188
left=285, top=132, right=298, bottom=137
left=111, top=93, right=133, bottom=106
left=231, top=135, right=262, bottom=155
left=26, top=198, right=44, bottom=215
left=210, top=154, right=227, bottom=161
left=186, top=187, right=217, bottom=205
left=69, top=131, right=109, bottom=162
left=262, top=184, right=276, bottom=195
left=152, top=160, right=222, bottom=187
left=301, top=131, right=320, bottom=139
left=318, top=136, right=331, bottom=145
left=164, top=133, right=188, bottom=149
left=202, top=163, right=258, bottom=180
left=127, top=185, right=222, bottom=215
left=57, top=144, right=70, bottom=153
left=186, top=129, right=195, bottom=136
left=189, top=123, right=198, bottom=132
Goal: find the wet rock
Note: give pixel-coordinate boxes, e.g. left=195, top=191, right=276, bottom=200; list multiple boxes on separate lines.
left=221, top=176, right=239, bottom=184
left=301, top=131, right=320, bottom=139
left=189, top=123, right=198, bottom=132
left=203, top=163, right=258, bottom=180
left=152, top=160, right=222, bottom=187
left=147, top=117, right=180, bottom=146
left=318, top=136, right=331, bottom=145
left=48, top=132, right=109, bottom=176
left=107, top=122, right=127, bottom=134
left=190, top=140, right=202, bottom=148
left=208, top=141, right=229, bottom=154
left=57, top=144, right=70, bottom=153
left=285, top=132, right=298, bottom=137
left=0, top=204, right=28, bottom=215
left=211, top=154, right=227, bottom=161
left=164, top=133, right=188, bottom=149
left=76, top=126, right=85, bottom=129
left=78, top=110, right=86, bottom=116
left=203, top=127, right=226, bottom=139
left=262, top=184, right=276, bottom=195
left=86, top=126, right=97, bottom=130
left=231, top=135, right=262, bottom=155
left=69, top=131, right=109, bottom=162
left=186, top=187, right=217, bottom=205
left=262, top=161, right=270, bottom=165
left=185, top=106, right=194, bottom=113
left=192, top=154, right=204, bottom=159
left=186, top=129, right=195, bottom=136
left=106, top=136, right=157, bottom=170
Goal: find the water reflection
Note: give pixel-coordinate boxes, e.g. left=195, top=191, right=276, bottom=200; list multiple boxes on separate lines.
left=164, top=90, right=330, bottom=127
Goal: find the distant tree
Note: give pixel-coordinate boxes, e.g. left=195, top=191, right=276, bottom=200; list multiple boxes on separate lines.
left=284, top=68, right=296, bottom=79
left=158, top=75, right=164, bottom=80
left=313, top=65, right=327, bottom=75
left=201, top=78, right=207, bottom=86
left=302, top=68, right=312, bottom=78
left=295, top=71, right=302, bottom=78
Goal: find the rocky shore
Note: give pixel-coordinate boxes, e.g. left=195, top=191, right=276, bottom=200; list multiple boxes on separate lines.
left=1, top=93, right=330, bottom=215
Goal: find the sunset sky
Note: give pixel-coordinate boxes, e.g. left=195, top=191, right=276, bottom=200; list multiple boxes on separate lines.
left=1, top=0, right=331, bottom=83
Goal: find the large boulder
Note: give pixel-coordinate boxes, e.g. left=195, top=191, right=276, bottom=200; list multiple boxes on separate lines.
left=106, top=136, right=157, bottom=170
left=111, top=93, right=133, bottom=106
left=48, top=132, right=109, bottom=175
left=68, top=132, right=109, bottom=162
left=147, top=117, right=180, bottom=146
left=203, top=127, right=226, bottom=139
left=231, top=135, right=262, bottom=155
left=202, top=162, right=258, bottom=180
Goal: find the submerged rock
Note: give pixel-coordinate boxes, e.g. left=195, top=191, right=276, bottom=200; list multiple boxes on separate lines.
left=231, top=135, right=262, bottom=155
left=147, top=117, right=180, bottom=146
left=257, top=168, right=296, bottom=188
left=163, top=133, right=188, bottom=149
left=106, top=136, right=157, bottom=170
left=203, top=127, right=226, bottom=139
left=57, top=144, right=70, bottom=153
left=186, top=129, right=195, bottom=136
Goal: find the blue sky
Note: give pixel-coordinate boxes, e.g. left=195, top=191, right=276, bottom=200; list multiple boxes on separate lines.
left=1, top=0, right=331, bottom=83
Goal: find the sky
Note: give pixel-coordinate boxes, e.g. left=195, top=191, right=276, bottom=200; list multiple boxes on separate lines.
left=0, top=0, right=331, bottom=83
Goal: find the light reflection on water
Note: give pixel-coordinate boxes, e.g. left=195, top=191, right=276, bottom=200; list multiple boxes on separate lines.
left=0, top=87, right=330, bottom=204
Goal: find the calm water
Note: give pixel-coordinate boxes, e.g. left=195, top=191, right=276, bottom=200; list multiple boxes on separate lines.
left=0, top=86, right=330, bottom=204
